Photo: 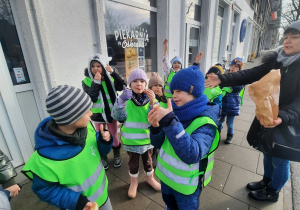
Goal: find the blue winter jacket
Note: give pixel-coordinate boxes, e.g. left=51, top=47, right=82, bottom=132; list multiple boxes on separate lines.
left=221, top=85, right=244, bottom=116
left=150, top=103, right=219, bottom=199
left=31, top=117, right=112, bottom=210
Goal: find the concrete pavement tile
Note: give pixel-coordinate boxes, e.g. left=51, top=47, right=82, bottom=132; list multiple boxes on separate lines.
left=283, top=178, right=293, bottom=210
left=146, top=202, right=165, bottom=210
left=138, top=177, right=165, bottom=207
left=236, top=111, right=255, bottom=122
left=249, top=207, right=260, bottom=210
left=200, top=186, right=249, bottom=210
left=240, top=134, right=256, bottom=150
left=240, top=105, right=256, bottom=114
left=219, top=128, right=245, bottom=145
left=45, top=205, right=60, bottom=210
left=106, top=170, right=118, bottom=184
left=208, top=159, right=232, bottom=191
left=234, top=119, right=253, bottom=133
left=10, top=182, right=58, bottom=210
left=223, top=166, right=283, bottom=210
left=257, top=153, right=264, bottom=175
left=215, top=144, right=260, bottom=172
left=108, top=178, right=152, bottom=210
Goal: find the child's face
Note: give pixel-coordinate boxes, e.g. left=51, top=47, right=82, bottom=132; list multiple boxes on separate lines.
left=172, top=61, right=182, bottom=72
left=91, top=61, right=103, bottom=75
left=172, top=89, right=195, bottom=107
left=230, top=65, right=240, bottom=73
left=150, top=85, right=163, bottom=97
left=73, top=110, right=93, bottom=128
left=130, top=79, right=146, bottom=95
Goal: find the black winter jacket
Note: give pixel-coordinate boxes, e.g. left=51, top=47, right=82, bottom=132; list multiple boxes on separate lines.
left=0, top=150, right=17, bottom=189
left=218, top=52, right=300, bottom=160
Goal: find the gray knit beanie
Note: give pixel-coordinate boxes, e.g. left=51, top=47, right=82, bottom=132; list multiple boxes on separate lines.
left=46, top=85, right=93, bottom=125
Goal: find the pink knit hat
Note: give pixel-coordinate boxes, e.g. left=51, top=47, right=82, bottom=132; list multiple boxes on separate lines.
left=128, top=69, right=148, bottom=86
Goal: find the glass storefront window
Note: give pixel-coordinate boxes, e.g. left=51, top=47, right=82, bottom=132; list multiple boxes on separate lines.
left=188, top=27, right=199, bottom=66
left=105, top=0, right=157, bottom=79
left=130, top=0, right=156, bottom=7
left=0, top=0, right=30, bottom=85
left=186, top=0, right=201, bottom=21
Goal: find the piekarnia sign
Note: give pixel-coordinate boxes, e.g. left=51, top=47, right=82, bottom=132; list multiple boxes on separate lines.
left=114, top=27, right=149, bottom=48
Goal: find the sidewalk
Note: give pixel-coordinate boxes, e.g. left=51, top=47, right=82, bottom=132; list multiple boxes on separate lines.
left=10, top=57, right=293, bottom=210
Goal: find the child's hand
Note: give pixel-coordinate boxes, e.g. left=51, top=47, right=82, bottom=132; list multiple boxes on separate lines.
left=99, top=124, right=111, bottom=141
left=119, top=85, right=132, bottom=101
left=144, top=89, right=155, bottom=105
left=83, top=201, right=93, bottom=210
left=195, top=51, right=204, bottom=64
left=163, top=39, right=168, bottom=55
left=106, top=64, right=113, bottom=73
left=5, top=184, right=20, bottom=198
left=148, top=109, right=160, bottom=127
left=157, top=98, right=173, bottom=121
left=94, top=72, right=101, bottom=81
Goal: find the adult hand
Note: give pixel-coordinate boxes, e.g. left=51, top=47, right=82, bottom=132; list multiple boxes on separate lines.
left=144, top=89, right=155, bottom=105
left=5, top=184, right=20, bottom=198
left=260, top=117, right=282, bottom=128
left=94, top=72, right=101, bottom=81
left=106, top=64, right=113, bottom=73
left=157, top=98, right=173, bottom=122
left=195, top=51, right=204, bottom=64
left=205, top=74, right=221, bottom=88
left=163, top=39, right=168, bottom=55
left=119, top=85, right=132, bottom=101
left=148, top=109, right=160, bottom=127
left=83, top=201, right=93, bottom=210
left=99, top=124, right=111, bottom=141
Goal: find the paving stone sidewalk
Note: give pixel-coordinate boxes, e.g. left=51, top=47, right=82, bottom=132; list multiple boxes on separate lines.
left=10, top=57, right=293, bottom=210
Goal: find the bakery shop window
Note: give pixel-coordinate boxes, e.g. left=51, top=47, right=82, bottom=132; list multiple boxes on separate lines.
left=104, top=0, right=157, bottom=79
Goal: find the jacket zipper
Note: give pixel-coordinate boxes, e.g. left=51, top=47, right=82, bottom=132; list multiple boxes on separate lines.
left=285, top=67, right=288, bottom=73
left=272, top=142, right=300, bottom=152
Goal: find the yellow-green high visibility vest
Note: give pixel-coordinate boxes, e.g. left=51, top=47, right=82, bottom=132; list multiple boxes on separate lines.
left=155, top=116, right=219, bottom=195
left=159, top=101, right=168, bottom=109
left=203, top=86, right=222, bottom=102
left=121, top=100, right=151, bottom=146
left=239, top=87, right=245, bottom=105
left=22, top=123, right=108, bottom=207
left=83, top=77, right=115, bottom=114
left=222, top=87, right=233, bottom=97
left=164, top=69, right=176, bottom=99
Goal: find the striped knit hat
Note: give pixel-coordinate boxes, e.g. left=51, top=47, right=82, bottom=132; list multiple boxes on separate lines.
left=46, top=85, right=93, bottom=125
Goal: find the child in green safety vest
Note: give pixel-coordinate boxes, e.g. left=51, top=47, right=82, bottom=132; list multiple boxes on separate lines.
left=111, top=69, right=161, bottom=199
left=218, top=57, right=245, bottom=144
left=22, top=85, right=113, bottom=210
left=82, top=54, right=127, bottom=170
left=162, top=39, right=203, bottom=99
left=148, top=66, right=220, bottom=209
left=204, top=65, right=223, bottom=109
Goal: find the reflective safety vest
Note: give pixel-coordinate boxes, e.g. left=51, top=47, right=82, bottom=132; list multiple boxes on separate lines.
left=203, top=86, right=222, bottom=102
left=83, top=77, right=115, bottom=114
left=159, top=101, right=168, bottom=109
left=22, top=123, right=108, bottom=207
left=121, top=100, right=151, bottom=146
left=222, top=87, right=233, bottom=97
left=155, top=116, right=219, bottom=195
left=164, top=69, right=176, bottom=99
left=239, top=87, right=245, bottom=105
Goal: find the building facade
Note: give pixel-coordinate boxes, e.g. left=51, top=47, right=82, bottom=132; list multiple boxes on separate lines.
left=0, top=0, right=279, bottom=167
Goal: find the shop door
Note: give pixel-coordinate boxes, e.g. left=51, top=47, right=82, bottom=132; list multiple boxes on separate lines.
left=185, top=23, right=200, bottom=67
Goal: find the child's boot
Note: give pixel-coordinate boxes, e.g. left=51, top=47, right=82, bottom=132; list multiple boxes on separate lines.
left=128, top=172, right=139, bottom=198
left=112, top=144, right=122, bottom=168
left=249, top=186, right=279, bottom=202
left=146, top=170, right=161, bottom=191
left=225, top=133, right=234, bottom=144
left=101, top=156, right=109, bottom=170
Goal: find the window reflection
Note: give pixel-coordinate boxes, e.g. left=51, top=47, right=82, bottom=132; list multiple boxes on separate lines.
left=0, top=0, right=30, bottom=85
left=105, top=1, right=157, bottom=79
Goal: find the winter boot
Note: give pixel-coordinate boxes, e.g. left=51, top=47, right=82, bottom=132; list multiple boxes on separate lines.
left=112, top=144, right=122, bottom=168
left=152, top=149, right=158, bottom=168
left=249, top=186, right=279, bottom=202
left=225, top=133, right=234, bottom=144
left=246, top=176, right=272, bottom=191
left=146, top=170, right=161, bottom=191
left=128, top=172, right=139, bottom=199
left=101, top=156, right=109, bottom=170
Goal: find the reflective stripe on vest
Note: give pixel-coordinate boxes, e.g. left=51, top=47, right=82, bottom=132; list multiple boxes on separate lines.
left=83, top=77, right=115, bottom=114
left=22, top=123, right=108, bottom=207
left=222, top=87, right=233, bottom=97
left=155, top=116, right=219, bottom=195
left=164, top=70, right=176, bottom=98
left=121, top=100, right=151, bottom=145
left=203, top=86, right=222, bottom=102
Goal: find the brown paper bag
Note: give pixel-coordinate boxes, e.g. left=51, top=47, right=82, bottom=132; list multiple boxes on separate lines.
left=248, top=70, right=280, bottom=127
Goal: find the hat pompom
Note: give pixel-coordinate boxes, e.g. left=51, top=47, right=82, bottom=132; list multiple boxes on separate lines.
left=170, top=66, right=205, bottom=98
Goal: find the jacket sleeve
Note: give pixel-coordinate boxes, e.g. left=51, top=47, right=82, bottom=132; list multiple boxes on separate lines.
left=32, top=174, right=83, bottom=210
left=110, top=67, right=127, bottom=91
left=96, top=131, right=113, bottom=157
left=0, top=150, right=17, bottom=188
left=82, top=80, right=101, bottom=103
left=162, top=54, right=171, bottom=79
left=219, top=60, right=278, bottom=86
left=111, top=99, right=127, bottom=122
left=163, top=122, right=216, bottom=164
left=232, top=85, right=244, bottom=93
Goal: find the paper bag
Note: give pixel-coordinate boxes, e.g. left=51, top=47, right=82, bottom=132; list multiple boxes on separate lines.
left=248, top=70, right=280, bottom=127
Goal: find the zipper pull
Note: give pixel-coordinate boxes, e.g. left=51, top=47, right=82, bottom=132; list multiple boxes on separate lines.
left=285, top=67, right=288, bottom=73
